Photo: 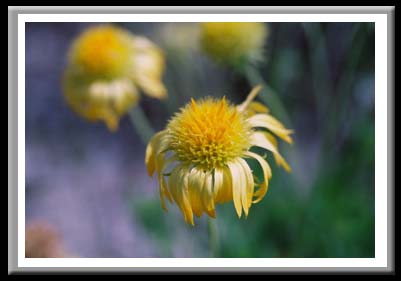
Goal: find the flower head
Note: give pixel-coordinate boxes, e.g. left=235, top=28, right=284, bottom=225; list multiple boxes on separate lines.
left=145, top=86, right=293, bottom=225
left=200, top=22, right=268, bottom=67
left=25, top=221, right=65, bottom=258
left=63, top=25, right=167, bottom=131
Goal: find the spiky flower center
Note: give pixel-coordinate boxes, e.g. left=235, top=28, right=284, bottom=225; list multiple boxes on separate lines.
left=70, top=25, right=132, bottom=78
left=167, top=97, right=252, bottom=170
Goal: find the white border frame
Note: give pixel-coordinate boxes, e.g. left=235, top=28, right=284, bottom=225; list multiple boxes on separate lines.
left=17, top=13, right=388, bottom=268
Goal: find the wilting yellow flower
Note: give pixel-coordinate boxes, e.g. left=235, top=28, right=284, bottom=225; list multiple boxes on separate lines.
left=145, top=86, right=292, bottom=225
left=200, top=22, right=268, bottom=66
left=63, top=25, right=167, bottom=131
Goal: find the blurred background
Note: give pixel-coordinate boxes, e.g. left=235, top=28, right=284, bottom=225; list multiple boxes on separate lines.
left=25, top=22, right=374, bottom=258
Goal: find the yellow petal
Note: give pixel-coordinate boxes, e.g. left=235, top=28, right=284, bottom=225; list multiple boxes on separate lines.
left=157, top=156, right=175, bottom=203
left=259, top=132, right=289, bottom=173
left=202, top=172, right=216, bottom=218
left=250, top=131, right=291, bottom=172
left=132, top=36, right=167, bottom=99
left=145, top=131, right=166, bottom=176
left=103, top=113, right=119, bottom=132
left=246, top=101, right=270, bottom=116
left=227, top=160, right=248, bottom=218
left=213, top=167, right=225, bottom=202
left=244, top=151, right=271, bottom=203
left=168, top=165, right=194, bottom=225
left=247, top=114, right=293, bottom=144
left=187, top=167, right=206, bottom=217
left=237, top=85, right=263, bottom=112
left=237, top=158, right=255, bottom=212
left=221, top=167, right=234, bottom=202
left=159, top=175, right=168, bottom=211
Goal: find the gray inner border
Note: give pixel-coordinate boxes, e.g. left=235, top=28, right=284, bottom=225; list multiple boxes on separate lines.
left=8, top=6, right=394, bottom=274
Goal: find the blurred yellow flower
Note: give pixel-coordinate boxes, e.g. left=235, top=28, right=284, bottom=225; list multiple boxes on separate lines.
left=63, top=25, right=167, bottom=131
left=200, top=22, right=268, bottom=67
left=145, top=86, right=292, bottom=225
left=158, top=23, right=200, bottom=52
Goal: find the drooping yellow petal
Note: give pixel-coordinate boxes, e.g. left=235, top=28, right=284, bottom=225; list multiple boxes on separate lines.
left=202, top=172, right=216, bottom=217
left=214, top=167, right=233, bottom=203
left=159, top=175, right=168, bottom=211
left=168, top=165, right=194, bottom=225
left=227, top=160, right=247, bottom=218
left=132, top=36, right=167, bottom=99
left=187, top=168, right=205, bottom=217
left=259, top=131, right=289, bottom=173
left=221, top=167, right=234, bottom=203
left=213, top=167, right=224, bottom=202
left=156, top=155, right=175, bottom=204
left=250, top=131, right=291, bottom=172
left=244, top=151, right=271, bottom=203
left=247, top=114, right=293, bottom=144
left=145, top=131, right=167, bottom=176
left=237, top=158, right=255, bottom=215
left=102, top=110, right=119, bottom=132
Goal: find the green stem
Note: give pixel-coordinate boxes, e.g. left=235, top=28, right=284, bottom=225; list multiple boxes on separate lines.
left=207, top=217, right=219, bottom=257
left=128, top=106, right=155, bottom=144
left=243, top=64, right=292, bottom=127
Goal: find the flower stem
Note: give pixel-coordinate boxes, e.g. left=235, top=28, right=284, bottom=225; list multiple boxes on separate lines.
left=207, top=217, right=219, bottom=257
left=128, top=106, right=155, bottom=144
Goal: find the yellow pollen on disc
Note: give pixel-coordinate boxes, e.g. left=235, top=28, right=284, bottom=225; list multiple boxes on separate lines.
left=167, top=97, right=252, bottom=170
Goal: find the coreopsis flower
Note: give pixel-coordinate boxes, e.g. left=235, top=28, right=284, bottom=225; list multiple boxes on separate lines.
left=63, top=25, right=167, bottom=131
left=145, top=86, right=292, bottom=225
left=25, top=221, right=65, bottom=258
left=200, top=22, right=268, bottom=67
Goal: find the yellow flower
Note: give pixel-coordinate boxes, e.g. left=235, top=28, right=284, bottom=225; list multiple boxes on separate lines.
left=158, top=23, right=200, bottom=52
left=145, top=86, right=292, bottom=225
left=63, top=25, right=167, bottom=131
left=200, top=22, right=268, bottom=66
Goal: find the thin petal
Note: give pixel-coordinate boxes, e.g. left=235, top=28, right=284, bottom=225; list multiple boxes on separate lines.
left=159, top=175, right=168, bottom=211
left=132, top=36, right=167, bottom=99
left=249, top=101, right=269, bottom=113
left=250, top=131, right=291, bottom=172
left=187, top=168, right=206, bottom=217
left=202, top=172, right=216, bottom=218
left=244, top=151, right=271, bottom=203
left=213, top=167, right=224, bottom=202
left=168, top=165, right=194, bottom=225
left=157, top=157, right=175, bottom=203
left=227, top=160, right=247, bottom=218
left=214, top=166, right=233, bottom=204
left=145, top=131, right=166, bottom=176
left=237, top=158, right=255, bottom=212
left=247, top=114, right=293, bottom=144
left=260, top=132, right=288, bottom=173
left=221, top=167, right=233, bottom=202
